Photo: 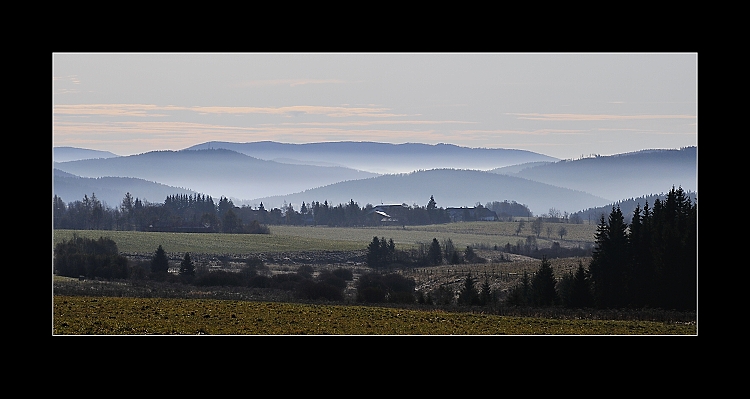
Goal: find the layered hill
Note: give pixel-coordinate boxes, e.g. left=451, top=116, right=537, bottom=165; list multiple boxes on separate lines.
left=52, top=143, right=696, bottom=215
left=53, top=169, right=196, bottom=207
left=53, top=148, right=379, bottom=202
left=251, top=168, right=611, bottom=215
left=53, top=146, right=120, bottom=162
left=185, top=141, right=559, bottom=174
left=492, top=147, right=697, bottom=202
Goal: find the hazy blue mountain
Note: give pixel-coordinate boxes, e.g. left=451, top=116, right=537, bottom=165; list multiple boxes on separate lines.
left=492, top=147, right=697, bottom=202
left=185, top=141, right=560, bottom=174
left=53, top=168, right=196, bottom=207
left=53, top=148, right=379, bottom=202
left=250, top=168, right=611, bottom=216
left=490, top=161, right=554, bottom=175
left=53, top=146, right=120, bottom=162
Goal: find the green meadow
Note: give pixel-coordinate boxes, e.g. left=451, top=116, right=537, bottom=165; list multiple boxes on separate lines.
left=53, top=221, right=597, bottom=256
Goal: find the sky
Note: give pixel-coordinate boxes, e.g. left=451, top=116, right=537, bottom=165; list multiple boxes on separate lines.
left=52, top=52, right=697, bottom=160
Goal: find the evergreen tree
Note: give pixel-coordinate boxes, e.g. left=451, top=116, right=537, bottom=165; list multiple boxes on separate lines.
left=180, top=252, right=195, bottom=277
left=427, top=195, right=437, bottom=210
left=589, top=206, right=629, bottom=308
left=650, top=186, right=697, bottom=310
left=458, top=274, right=480, bottom=306
left=427, top=238, right=442, bottom=266
left=464, top=245, right=480, bottom=263
left=151, top=245, right=169, bottom=275
left=627, top=203, right=653, bottom=307
left=387, top=238, right=396, bottom=264
left=450, top=251, right=461, bottom=265
left=568, top=260, right=594, bottom=308
left=222, top=208, right=240, bottom=233
left=120, top=192, right=134, bottom=230
left=506, top=271, right=531, bottom=306
left=531, top=255, right=558, bottom=307
left=367, top=236, right=383, bottom=268
left=479, top=276, right=494, bottom=306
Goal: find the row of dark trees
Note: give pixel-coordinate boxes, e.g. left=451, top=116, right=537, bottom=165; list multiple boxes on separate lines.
left=53, top=192, right=527, bottom=232
left=505, top=186, right=697, bottom=311
left=366, top=236, right=486, bottom=269
left=505, top=257, right=585, bottom=308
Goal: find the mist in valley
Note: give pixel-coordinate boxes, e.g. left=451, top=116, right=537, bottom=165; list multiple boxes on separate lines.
left=53, top=142, right=697, bottom=218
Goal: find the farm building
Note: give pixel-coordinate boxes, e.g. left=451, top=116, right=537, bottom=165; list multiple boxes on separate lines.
left=369, top=203, right=409, bottom=224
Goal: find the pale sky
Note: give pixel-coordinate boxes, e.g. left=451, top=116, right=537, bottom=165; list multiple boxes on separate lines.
left=52, top=52, right=697, bottom=160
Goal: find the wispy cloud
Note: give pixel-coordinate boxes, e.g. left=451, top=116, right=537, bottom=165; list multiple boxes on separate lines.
left=457, top=128, right=588, bottom=136
left=53, top=104, right=406, bottom=118
left=274, top=120, right=477, bottom=127
left=236, top=79, right=346, bottom=87
left=510, top=113, right=696, bottom=121
left=54, top=104, right=180, bottom=117
left=191, top=105, right=405, bottom=118
left=53, top=119, right=488, bottom=154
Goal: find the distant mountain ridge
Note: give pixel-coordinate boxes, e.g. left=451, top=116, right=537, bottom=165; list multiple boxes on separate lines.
left=52, top=143, right=697, bottom=215
left=53, top=146, right=120, bottom=162
left=53, top=168, right=196, bottom=207
left=492, top=147, right=697, bottom=202
left=53, top=148, right=378, bottom=202
left=185, top=141, right=559, bottom=174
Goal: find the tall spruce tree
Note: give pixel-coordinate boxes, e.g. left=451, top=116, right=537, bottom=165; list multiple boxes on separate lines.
left=569, top=260, right=594, bottom=308
left=589, top=206, right=629, bottom=309
left=151, top=245, right=169, bottom=275
left=506, top=271, right=531, bottom=306
left=428, top=238, right=442, bottom=266
left=458, top=274, right=480, bottom=306
left=531, top=255, right=558, bottom=307
left=627, top=203, right=654, bottom=307
left=650, top=186, right=697, bottom=310
left=479, top=276, right=494, bottom=306
left=180, top=252, right=195, bottom=277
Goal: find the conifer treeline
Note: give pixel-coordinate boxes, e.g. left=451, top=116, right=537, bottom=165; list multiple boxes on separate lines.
left=53, top=193, right=475, bottom=231
left=588, top=186, right=696, bottom=310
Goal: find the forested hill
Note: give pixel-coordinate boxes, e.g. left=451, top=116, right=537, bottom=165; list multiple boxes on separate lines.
left=251, top=168, right=610, bottom=216
left=185, top=141, right=559, bottom=174
left=53, top=147, right=120, bottom=162
left=53, top=149, right=378, bottom=201
left=571, top=190, right=698, bottom=225
left=53, top=169, right=196, bottom=207
left=499, top=147, right=696, bottom=202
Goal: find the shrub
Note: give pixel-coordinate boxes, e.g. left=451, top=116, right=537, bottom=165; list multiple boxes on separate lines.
left=193, top=270, right=245, bottom=287
left=331, top=268, right=353, bottom=281
left=296, top=265, right=314, bottom=279
left=317, top=270, right=348, bottom=289
left=357, top=286, right=386, bottom=303
left=431, top=285, right=454, bottom=305
left=295, top=280, right=344, bottom=301
left=356, top=272, right=416, bottom=303
left=248, top=275, right=272, bottom=288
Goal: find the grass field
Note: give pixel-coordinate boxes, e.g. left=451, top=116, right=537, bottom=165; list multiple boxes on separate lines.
left=52, top=229, right=367, bottom=255
left=52, top=224, right=697, bottom=335
left=53, top=295, right=696, bottom=335
left=53, top=221, right=597, bottom=256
